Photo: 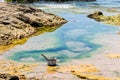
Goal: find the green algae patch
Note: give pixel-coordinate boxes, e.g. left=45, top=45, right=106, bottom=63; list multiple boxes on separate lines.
left=0, top=26, right=61, bottom=55
left=88, top=11, right=120, bottom=26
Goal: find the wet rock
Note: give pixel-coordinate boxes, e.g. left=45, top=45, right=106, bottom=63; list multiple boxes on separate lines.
left=0, top=2, right=67, bottom=45
left=88, top=11, right=120, bottom=26
left=87, top=11, right=103, bottom=18
left=87, top=11, right=103, bottom=21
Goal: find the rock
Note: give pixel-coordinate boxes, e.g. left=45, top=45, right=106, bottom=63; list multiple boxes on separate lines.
left=0, top=73, right=10, bottom=79
left=9, top=76, right=19, bottom=80
left=19, top=75, right=26, bottom=80
left=87, top=11, right=103, bottom=18
left=105, top=54, right=120, bottom=58
left=87, top=11, right=103, bottom=21
left=0, top=73, right=19, bottom=80
left=88, top=11, right=120, bottom=26
left=71, top=72, right=112, bottom=80
left=0, top=2, right=67, bottom=45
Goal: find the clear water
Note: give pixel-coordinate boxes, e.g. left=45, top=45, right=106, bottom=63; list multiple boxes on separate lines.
left=2, top=0, right=120, bottom=62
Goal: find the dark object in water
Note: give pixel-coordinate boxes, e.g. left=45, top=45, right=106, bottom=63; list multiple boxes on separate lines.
left=41, top=54, right=57, bottom=66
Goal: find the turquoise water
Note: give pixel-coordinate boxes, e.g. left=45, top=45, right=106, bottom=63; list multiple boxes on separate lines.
left=3, top=1, right=120, bottom=62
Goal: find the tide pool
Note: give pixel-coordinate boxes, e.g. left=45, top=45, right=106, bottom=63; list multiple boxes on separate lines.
left=6, top=12, right=120, bottom=63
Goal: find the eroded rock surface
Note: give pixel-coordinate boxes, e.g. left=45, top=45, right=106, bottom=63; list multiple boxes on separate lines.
left=88, top=11, right=120, bottom=26
left=0, top=2, right=67, bottom=45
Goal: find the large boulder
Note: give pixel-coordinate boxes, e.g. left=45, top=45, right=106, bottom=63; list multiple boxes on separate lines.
left=0, top=2, right=67, bottom=45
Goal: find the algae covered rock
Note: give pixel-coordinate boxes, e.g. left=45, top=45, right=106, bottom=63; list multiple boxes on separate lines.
left=87, top=11, right=104, bottom=21
left=88, top=11, right=120, bottom=26
left=0, top=2, right=67, bottom=45
left=87, top=11, right=103, bottom=18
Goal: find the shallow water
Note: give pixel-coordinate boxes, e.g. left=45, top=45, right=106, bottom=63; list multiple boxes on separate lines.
left=2, top=0, right=120, bottom=62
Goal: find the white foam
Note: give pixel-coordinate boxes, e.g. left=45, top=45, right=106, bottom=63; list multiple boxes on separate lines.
left=36, top=3, right=74, bottom=9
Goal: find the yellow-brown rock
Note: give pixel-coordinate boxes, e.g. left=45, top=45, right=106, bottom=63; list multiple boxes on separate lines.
left=88, top=11, right=120, bottom=26
left=0, top=2, right=67, bottom=46
left=106, top=54, right=120, bottom=58
left=58, top=64, right=99, bottom=73
left=0, top=60, right=38, bottom=75
left=71, top=72, right=112, bottom=80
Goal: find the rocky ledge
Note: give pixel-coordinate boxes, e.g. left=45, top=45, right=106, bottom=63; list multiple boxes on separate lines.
left=87, top=11, right=120, bottom=26
left=0, top=2, right=67, bottom=45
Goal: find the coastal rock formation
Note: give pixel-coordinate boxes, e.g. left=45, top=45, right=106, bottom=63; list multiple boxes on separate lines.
left=88, top=11, right=120, bottom=26
left=87, top=11, right=103, bottom=21
left=0, top=2, right=67, bottom=45
left=0, top=60, right=39, bottom=80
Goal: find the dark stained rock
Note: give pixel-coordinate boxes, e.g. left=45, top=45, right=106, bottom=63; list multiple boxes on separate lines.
left=87, top=11, right=103, bottom=18
left=0, top=73, right=19, bottom=80
left=19, top=75, right=26, bottom=80
left=9, top=76, right=19, bottom=80
left=0, top=2, right=67, bottom=45
left=87, top=11, right=103, bottom=21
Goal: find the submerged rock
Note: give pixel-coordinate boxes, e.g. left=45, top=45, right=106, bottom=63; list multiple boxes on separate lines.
left=0, top=2, right=67, bottom=45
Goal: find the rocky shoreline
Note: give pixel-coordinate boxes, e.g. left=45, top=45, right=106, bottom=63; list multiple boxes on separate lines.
left=87, top=11, right=120, bottom=26
left=0, top=56, right=120, bottom=80
left=0, top=2, right=67, bottom=46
